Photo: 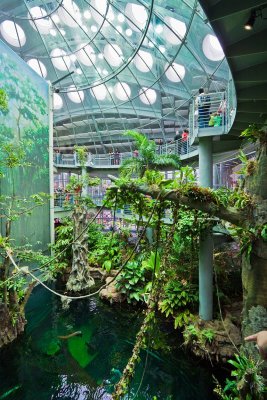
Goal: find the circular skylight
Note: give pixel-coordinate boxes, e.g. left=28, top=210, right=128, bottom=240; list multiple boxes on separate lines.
left=114, top=82, right=131, bottom=101
left=125, top=3, right=148, bottom=32
left=202, top=34, right=224, bottom=61
left=53, top=93, right=63, bottom=110
left=67, top=85, right=84, bottom=103
left=28, top=7, right=52, bottom=35
left=165, top=63, right=185, bottom=82
left=91, top=0, right=108, bottom=25
left=134, top=50, right=153, bottom=73
left=104, top=44, right=123, bottom=67
left=90, top=85, right=107, bottom=100
left=139, top=87, right=157, bottom=105
left=57, top=0, right=82, bottom=28
left=0, top=20, right=26, bottom=47
left=50, top=48, right=71, bottom=71
left=163, top=17, right=186, bottom=45
left=76, top=43, right=96, bottom=67
left=27, top=59, right=47, bottom=78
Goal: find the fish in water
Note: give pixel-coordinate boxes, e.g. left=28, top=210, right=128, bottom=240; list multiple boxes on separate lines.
left=0, top=385, right=21, bottom=399
left=58, top=331, right=82, bottom=340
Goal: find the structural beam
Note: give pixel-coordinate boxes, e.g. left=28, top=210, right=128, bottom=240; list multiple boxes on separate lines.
left=226, top=30, right=267, bottom=58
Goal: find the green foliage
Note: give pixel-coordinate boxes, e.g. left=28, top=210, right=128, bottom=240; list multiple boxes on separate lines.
left=214, top=354, right=267, bottom=400
left=240, top=124, right=266, bottom=144
left=120, top=131, right=180, bottom=178
left=0, top=88, right=8, bottom=111
left=115, top=252, right=160, bottom=303
left=88, top=230, right=124, bottom=270
left=159, top=280, right=198, bottom=328
left=183, top=323, right=215, bottom=346
left=74, top=145, right=87, bottom=167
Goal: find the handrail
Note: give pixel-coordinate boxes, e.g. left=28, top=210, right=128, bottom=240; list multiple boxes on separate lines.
left=54, top=137, right=198, bottom=168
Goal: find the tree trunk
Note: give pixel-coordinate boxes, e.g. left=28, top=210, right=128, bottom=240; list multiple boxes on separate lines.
left=0, top=303, right=26, bottom=348
left=66, top=205, right=95, bottom=293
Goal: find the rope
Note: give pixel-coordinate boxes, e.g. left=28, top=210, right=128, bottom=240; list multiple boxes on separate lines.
left=131, top=207, right=162, bottom=399
left=214, top=265, right=240, bottom=354
left=5, top=194, right=161, bottom=301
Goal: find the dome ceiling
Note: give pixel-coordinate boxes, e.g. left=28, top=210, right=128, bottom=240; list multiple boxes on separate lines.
left=0, top=0, right=230, bottom=152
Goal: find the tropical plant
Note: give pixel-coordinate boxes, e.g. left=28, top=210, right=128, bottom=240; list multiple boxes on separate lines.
left=183, top=323, right=215, bottom=346
left=120, top=130, right=180, bottom=178
left=159, top=280, right=198, bottom=328
left=214, top=353, right=267, bottom=400
left=0, top=142, right=50, bottom=347
left=115, top=252, right=160, bottom=303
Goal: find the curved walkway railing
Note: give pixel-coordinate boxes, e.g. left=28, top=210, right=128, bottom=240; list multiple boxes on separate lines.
left=54, top=84, right=236, bottom=169
left=54, top=137, right=198, bottom=168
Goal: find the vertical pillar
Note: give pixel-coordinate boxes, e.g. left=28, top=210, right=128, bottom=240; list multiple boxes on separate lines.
left=48, top=85, right=55, bottom=246
left=146, top=227, right=153, bottom=245
left=81, top=166, right=87, bottom=198
left=198, top=137, right=213, bottom=320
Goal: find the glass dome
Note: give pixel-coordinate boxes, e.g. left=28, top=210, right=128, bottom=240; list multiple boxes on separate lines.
left=0, top=0, right=231, bottom=152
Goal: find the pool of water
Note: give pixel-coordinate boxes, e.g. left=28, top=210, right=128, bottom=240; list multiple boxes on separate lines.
left=0, top=286, right=217, bottom=399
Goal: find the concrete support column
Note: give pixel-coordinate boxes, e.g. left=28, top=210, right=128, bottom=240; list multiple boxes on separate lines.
left=198, top=137, right=213, bottom=321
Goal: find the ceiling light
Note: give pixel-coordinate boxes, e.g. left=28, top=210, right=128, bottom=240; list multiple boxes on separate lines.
left=60, top=29, right=66, bottom=35
left=116, top=25, right=123, bottom=34
left=244, top=10, right=256, bottom=30
left=159, top=45, right=165, bottom=53
left=118, top=13, right=125, bottom=22
left=126, top=28, right=132, bottom=36
left=50, top=29, right=57, bottom=36
left=155, top=24, right=163, bottom=34
left=83, top=10, right=91, bottom=20
left=98, top=53, right=104, bottom=59
left=91, top=25, right=97, bottom=32
left=70, top=54, right=77, bottom=62
left=76, top=68, right=82, bottom=75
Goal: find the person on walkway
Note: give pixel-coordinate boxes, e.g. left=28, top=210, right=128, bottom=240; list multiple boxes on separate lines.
left=181, top=129, right=189, bottom=154
left=196, top=88, right=210, bottom=128
left=110, top=150, right=114, bottom=165
left=114, top=149, right=120, bottom=165
left=133, top=149, right=139, bottom=158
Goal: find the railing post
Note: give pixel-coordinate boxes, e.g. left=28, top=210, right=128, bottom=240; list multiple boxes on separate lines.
left=198, top=136, right=213, bottom=321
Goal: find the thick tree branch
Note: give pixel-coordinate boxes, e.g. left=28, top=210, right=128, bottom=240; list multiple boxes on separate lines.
left=108, top=175, right=251, bottom=229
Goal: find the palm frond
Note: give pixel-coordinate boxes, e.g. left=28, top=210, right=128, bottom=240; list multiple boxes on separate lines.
left=153, top=154, right=180, bottom=169
left=120, top=158, right=144, bottom=178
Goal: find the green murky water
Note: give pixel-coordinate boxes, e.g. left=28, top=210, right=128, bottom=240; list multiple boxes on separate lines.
left=0, top=286, right=217, bottom=399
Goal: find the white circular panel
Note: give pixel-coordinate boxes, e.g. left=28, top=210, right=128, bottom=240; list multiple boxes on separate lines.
left=67, top=85, right=84, bottom=103
left=27, top=59, right=47, bottom=78
left=76, top=43, right=96, bottom=67
left=114, top=82, right=131, bottom=101
left=50, top=48, right=71, bottom=71
left=91, top=0, right=108, bottom=25
left=134, top=50, right=153, bottom=73
left=125, top=3, right=148, bottom=32
left=58, top=0, right=82, bottom=27
left=165, top=63, right=185, bottom=82
left=202, top=34, right=224, bottom=61
left=139, top=87, right=157, bottom=105
left=163, top=17, right=186, bottom=45
left=90, top=85, right=107, bottom=100
left=53, top=93, right=63, bottom=110
left=104, top=44, right=122, bottom=67
left=0, top=20, right=26, bottom=47
left=28, top=7, right=52, bottom=34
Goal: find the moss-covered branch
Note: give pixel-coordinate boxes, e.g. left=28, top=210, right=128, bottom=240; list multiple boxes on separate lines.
left=108, top=175, right=252, bottom=229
